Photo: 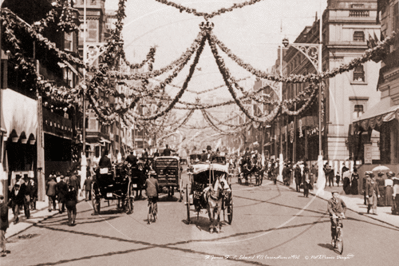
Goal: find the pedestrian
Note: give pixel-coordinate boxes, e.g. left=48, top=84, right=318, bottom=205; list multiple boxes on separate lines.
left=83, top=175, right=92, bottom=202
left=376, top=172, right=385, bottom=206
left=294, top=163, right=302, bottom=192
left=325, top=165, right=334, bottom=187
left=303, top=174, right=310, bottom=198
left=392, top=172, right=399, bottom=215
left=366, top=172, right=380, bottom=215
left=9, top=184, right=25, bottom=224
left=69, top=170, right=81, bottom=200
left=21, top=176, right=31, bottom=219
left=363, top=171, right=371, bottom=205
left=311, top=164, right=318, bottom=184
left=145, top=170, right=159, bottom=223
left=65, top=183, right=78, bottom=226
left=273, top=161, right=279, bottom=185
left=385, top=171, right=394, bottom=207
left=335, top=172, right=340, bottom=187
left=179, top=165, right=193, bottom=202
left=351, top=168, right=359, bottom=195
left=56, top=175, right=68, bottom=214
left=46, top=176, right=58, bottom=212
left=30, top=178, right=38, bottom=210
left=0, top=194, right=10, bottom=257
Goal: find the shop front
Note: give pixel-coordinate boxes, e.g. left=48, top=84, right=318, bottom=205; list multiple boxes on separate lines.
left=1, top=89, right=38, bottom=200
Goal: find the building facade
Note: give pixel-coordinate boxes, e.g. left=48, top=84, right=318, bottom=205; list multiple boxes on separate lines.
left=353, top=0, right=399, bottom=174
left=270, top=0, right=381, bottom=174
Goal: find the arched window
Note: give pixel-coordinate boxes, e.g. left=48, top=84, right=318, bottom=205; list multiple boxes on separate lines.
left=353, top=31, right=365, bottom=42
left=353, top=65, right=365, bottom=82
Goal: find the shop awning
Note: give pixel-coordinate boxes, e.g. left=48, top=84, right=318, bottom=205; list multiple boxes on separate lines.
left=2, top=89, right=37, bottom=140
left=353, top=97, right=399, bottom=132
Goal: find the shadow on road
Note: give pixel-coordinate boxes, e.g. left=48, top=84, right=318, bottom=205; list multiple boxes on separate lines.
left=318, top=243, right=334, bottom=251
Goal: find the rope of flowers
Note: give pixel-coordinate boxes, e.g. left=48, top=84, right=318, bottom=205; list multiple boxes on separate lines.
left=208, top=32, right=282, bottom=123
left=165, top=109, right=195, bottom=133
left=201, top=109, right=241, bottom=135
left=185, top=76, right=251, bottom=94
left=281, top=84, right=319, bottom=116
left=1, top=9, right=84, bottom=67
left=211, top=31, right=397, bottom=84
left=31, top=7, right=57, bottom=33
left=155, top=0, right=263, bottom=20
left=130, top=32, right=207, bottom=121
left=204, top=110, right=253, bottom=128
left=87, top=94, right=118, bottom=124
left=57, top=0, right=80, bottom=32
left=112, top=30, right=206, bottom=80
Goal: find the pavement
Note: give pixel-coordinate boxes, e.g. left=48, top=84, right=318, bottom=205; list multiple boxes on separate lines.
left=5, top=194, right=86, bottom=239
left=286, top=179, right=399, bottom=228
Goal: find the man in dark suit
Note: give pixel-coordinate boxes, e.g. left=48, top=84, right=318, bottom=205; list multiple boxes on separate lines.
left=0, top=194, right=9, bottom=257
left=125, top=151, right=138, bottom=167
left=163, top=144, right=172, bottom=156
left=46, top=177, right=57, bottom=212
left=294, top=164, right=302, bottom=192
left=56, top=175, right=68, bottom=214
left=9, top=184, right=25, bottom=224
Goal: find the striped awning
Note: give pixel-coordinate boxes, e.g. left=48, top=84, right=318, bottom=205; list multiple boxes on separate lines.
left=353, top=97, right=399, bottom=132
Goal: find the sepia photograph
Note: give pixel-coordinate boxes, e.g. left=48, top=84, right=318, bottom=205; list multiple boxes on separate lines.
left=0, top=0, right=398, bottom=265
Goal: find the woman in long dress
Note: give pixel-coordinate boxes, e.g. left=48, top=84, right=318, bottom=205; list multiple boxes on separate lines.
left=376, top=172, right=385, bottom=207
left=351, top=169, right=359, bottom=195
left=385, top=172, right=393, bottom=207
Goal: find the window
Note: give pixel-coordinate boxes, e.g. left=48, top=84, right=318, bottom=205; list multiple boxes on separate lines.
left=353, top=105, right=364, bottom=119
left=64, top=32, right=73, bottom=51
left=79, top=20, right=98, bottom=45
left=353, top=65, right=365, bottom=82
left=353, top=31, right=364, bottom=42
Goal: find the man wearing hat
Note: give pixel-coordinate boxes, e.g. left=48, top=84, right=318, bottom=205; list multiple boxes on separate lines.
left=46, top=176, right=58, bottom=212
left=0, top=194, right=9, bottom=257
left=145, top=170, right=159, bottom=223
left=327, top=191, right=346, bottom=244
left=56, top=175, right=68, bottom=214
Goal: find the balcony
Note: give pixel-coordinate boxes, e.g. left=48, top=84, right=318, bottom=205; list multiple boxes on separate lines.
left=349, top=10, right=370, bottom=17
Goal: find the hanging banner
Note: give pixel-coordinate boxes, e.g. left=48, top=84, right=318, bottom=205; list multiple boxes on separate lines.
left=299, top=118, right=303, bottom=138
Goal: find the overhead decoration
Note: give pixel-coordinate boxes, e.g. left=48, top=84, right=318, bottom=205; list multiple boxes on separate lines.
left=211, top=31, right=397, bottom=84
left=155, top=0, right=263, bottom=20
left=130, top=30, right=207, bottom=121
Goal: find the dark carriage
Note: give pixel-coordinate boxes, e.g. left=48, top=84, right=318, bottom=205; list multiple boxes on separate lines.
left=91, top=163, right=134, bottom=215
left=189, top=153, right=202, bottom=165
left=186, top=163, right=233, bottom=225
left=153, top=156, right=181, bottom=197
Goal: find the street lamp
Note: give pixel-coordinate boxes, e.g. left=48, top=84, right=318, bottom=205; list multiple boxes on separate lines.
left=278, top=13, right=324, bottom=191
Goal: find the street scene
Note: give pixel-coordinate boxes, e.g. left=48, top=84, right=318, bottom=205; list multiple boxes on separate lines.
left=1, top=0, right=399, bottom=265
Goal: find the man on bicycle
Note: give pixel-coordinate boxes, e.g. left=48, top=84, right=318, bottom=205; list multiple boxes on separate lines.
left=327, top=191, right=347, bottom=243
left=145, top=171, right=159, bottom=220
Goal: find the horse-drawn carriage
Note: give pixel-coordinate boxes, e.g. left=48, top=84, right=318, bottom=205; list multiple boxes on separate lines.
left=91, top=163, right=134, bottom=215
left=153, top=156, right=181, bottom=197
left=238, top=155, right=263, bottom=186
left=185, top=163, right=233, bottom=233
left=189, top=153, right=202, bottom=165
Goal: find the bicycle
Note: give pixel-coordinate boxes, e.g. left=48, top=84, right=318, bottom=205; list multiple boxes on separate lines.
left=331, top=216, right=344, bottom=254
left=147, top=197, right=157, bottom=224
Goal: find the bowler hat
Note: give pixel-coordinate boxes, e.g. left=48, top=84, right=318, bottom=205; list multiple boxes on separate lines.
left=206, top=145, right=212, bottom=151
left=378, top=172, right=384, bottom=177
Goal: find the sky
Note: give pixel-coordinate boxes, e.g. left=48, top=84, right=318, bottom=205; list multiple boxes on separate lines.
left=104, top=0, right=328, bottom=142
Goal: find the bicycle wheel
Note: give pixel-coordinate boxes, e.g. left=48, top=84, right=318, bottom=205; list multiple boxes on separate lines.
left=336, top=229, right=343, bottom=254
left=153, top=202, right=157, bottom=222
left=147, top=204, right=152, bottom=224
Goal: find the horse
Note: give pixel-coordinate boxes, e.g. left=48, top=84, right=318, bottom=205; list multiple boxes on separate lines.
left=203, top=174, right=231, bottom=233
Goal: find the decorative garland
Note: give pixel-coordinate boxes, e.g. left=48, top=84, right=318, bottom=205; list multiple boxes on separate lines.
left=112, top=31, right=207, bottom=80
left=155, top=0, right=263, bottom=20
left=211, top=31, right=397, bottom=84
left=209, top=32, right=282, bottom=123
left=131, top=31, right=207, bottom=121
left=1, top=9, right=84, bottom=67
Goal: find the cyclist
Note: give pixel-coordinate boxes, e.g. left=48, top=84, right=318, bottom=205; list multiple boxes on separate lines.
left=327, top=191, right=347, bottom=243
left=145, top=170, right=159, bottom=221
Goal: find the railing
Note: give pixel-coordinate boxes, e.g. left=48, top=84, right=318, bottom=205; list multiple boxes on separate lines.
left=349, top=10, right=369, bottom=17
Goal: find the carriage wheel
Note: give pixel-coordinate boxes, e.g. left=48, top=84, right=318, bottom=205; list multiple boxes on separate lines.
left=91, top=183, right=100, bottom=215
left=186, top=185, right=191, bottom=224
left=227, top=202, right=233, bottom=224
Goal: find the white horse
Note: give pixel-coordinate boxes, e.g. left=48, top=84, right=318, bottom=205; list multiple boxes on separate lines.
left=203, top=174, right=231, bottom=233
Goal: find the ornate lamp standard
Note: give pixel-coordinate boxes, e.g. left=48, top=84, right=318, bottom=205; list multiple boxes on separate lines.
left=279, top=17, right=324, bottom=189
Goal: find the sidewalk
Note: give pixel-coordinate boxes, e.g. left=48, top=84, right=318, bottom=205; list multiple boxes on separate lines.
left=5, top=195, right=85, bottom=239
left=285, top=180, right=399, bottom=228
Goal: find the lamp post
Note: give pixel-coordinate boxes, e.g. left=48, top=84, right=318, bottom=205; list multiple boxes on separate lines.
left=278, top=38, right=289, bottom=182
left=278, top=10, right=324, bottom=191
